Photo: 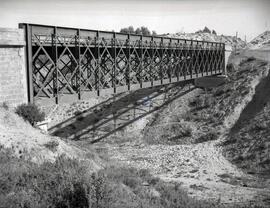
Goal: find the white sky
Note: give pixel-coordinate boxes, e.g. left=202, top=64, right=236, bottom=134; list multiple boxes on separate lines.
left=0, top=0, right=269, bottom=41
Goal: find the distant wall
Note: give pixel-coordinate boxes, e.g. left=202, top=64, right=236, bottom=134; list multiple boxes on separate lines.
left=0, top=28, right=27, bottom=107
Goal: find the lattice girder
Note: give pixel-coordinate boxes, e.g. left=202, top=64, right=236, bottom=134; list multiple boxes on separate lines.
left=21, top=23, right=225, bottom=104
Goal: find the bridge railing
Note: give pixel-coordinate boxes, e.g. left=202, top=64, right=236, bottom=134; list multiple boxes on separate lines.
left=19, top=23, right=225, bottom=104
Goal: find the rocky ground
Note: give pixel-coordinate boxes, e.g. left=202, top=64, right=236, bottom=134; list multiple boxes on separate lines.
left=248, top=31, right=270, bottom=50
left=6, top=45, right=268, bottom=206
left=70, top=50, right=270, bottom=206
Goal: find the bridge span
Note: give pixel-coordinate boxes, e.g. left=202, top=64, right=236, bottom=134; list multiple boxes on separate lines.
left=19, top=23, right=225, bottom=104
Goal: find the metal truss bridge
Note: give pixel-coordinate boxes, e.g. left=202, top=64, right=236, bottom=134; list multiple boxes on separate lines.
left=20, top=23, right=225, bottom=104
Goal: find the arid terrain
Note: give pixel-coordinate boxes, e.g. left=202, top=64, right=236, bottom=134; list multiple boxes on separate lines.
left=1, top=31, right=270, bottom=208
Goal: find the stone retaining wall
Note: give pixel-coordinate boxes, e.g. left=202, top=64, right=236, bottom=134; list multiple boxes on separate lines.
left=0, top=28, right=27, bottom=107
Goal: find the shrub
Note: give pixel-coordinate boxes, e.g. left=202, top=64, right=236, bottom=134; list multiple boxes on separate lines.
left=189, top=95, right=214, bottom=110
left=246, top=56, right=256, bottom=62
left=226, top=63, right=234, bottom=74
left=182, top=112, right=194, bottom=121
left=196, top=131, right=219, bottom=143
left=0, top=102, right=9, bottom=110
left=251, top=122, right=268, bottom=132
left=213, top=86, right=232, bottom=97
left=179, top=124, right=192, bottom=137
left=44, top=140, right=59, bottom=152
left=122, top=176, right=139, bottom=189
left=15, top=103, right=45, bottom=126
left=240, top=57, right=256, bottom=66
left=0, top=148, right=109, bottom=208
left=74, top=110, right=82, bottom=116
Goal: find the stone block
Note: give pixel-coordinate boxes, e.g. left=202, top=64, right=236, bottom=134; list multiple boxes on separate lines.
left=0, top=27, right=27, bottom=106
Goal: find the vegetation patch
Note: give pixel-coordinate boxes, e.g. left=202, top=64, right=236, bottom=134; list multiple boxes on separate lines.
left=44, top=140, right=59, bottom=152
left=0, top=147, right=235, bottom=208
left=144, top=122, right=193, bottom=145
left=195, top=131, right=219, bottom=143
left=15, top=103, right=45, bottom=126
left=0, top=102, right=9, bottom=110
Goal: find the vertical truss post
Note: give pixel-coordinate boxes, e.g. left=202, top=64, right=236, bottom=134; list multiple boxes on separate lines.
left=190, top=40, right=193, bottom=79
left=52, top=26, right=59, bottom=104
left=184, top=40, right=187, bottom=80
left=222, top=43, right=226, bottom=75
left=169, top=38, right=172, bottom=83
left=96, top=31, right=100, bottom=96
left=150, top=36, right=154, bottom=86
left=76, top=29, right=81, bottom=100
left=140, top=35, right=143, bottom=88
left=195, top=41, right=198, bottom=78
left=215, top=43, right=217, bottom=75
left=160, top=37, right=164, bottom=85
left=218, top=43, right=220, bottom=74
left=113, top=32, right=116, bottom=93
left=127, top=34, right=130, bottom=90
left=201, top=41, right=204, bottom=77
left=22, top=24, right=34, bottom=103
left=211, top=42, right=214, bottom=75
left=176, top=39, right=180, bottom=81
left=205, top=42, right=209, bottom=76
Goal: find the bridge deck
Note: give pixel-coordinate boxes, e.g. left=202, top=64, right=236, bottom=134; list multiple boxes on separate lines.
left=19, top=23, right=225, bottom=104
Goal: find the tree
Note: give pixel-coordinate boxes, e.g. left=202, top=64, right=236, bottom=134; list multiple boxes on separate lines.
left=127, top=26, right=135, bottom=34
left=135, top=27, right=142, bottom=35
left=202, top=26, right=211, bottom=33
left=140, top=26, right=151, bottom=36
left=120, top=26, right=135, bottom=34
left=120, top=26, right=156, bottom=36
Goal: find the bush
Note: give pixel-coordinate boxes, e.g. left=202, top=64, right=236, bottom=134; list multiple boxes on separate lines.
left=226, top=63, right=235, bottom=74
left=0, top=102, right=9, bottom=110
left=240, top=57, right=256, bottom=66
left=213, top=86, right=232, bottom=97
left=251, top=122, right=268, bottom=132
left=178, top=123, right=192, bottom=137
left=246, top=56, right=256, bottom=62
left=15, top=103, right=45, bottom=125
left=44, top=140, right=59, bottom=152
left=0, top=148, right=109, bottom=208
left=196, top=131, right=219, bottom=143
left=189, top=95, right=214, bottom=110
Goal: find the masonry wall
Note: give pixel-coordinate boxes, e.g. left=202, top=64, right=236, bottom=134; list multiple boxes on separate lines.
left=0, top=28, right=27, bottom=107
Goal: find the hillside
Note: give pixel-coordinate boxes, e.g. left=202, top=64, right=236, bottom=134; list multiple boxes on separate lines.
left=248, top=31, right=270, bottom=50
left=222, top=52, right=270, bottom=177
left=0, top=105, right=101, bottom=168
left=166, top=32, right=246, bottom=48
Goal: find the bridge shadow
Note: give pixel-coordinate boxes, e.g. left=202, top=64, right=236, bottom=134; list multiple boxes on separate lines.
left=49, top=81, right=195, bottom=143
